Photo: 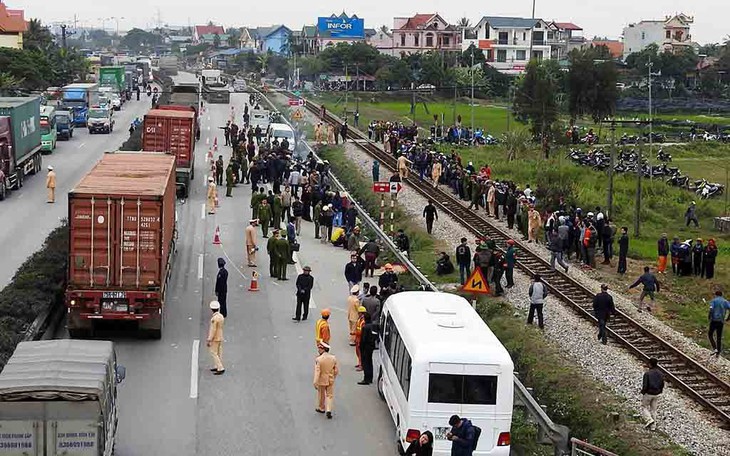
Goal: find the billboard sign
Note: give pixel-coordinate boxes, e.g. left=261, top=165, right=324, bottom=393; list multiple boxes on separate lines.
left=317, top=16, right=365, bottom=39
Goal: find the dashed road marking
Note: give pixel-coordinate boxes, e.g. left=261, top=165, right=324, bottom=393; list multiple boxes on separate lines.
left=201, top=203, right=206, bottom=220
left=77, top=143, right=86, bottom=149
left=190, top=339, right=200, bottom=399
left=197, top=254, right=204, bottom=280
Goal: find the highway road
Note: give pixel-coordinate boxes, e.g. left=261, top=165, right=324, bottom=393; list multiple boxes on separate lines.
left=0, top=95, right=155, bottom=288
left=102, top=77, right=398, bottom=456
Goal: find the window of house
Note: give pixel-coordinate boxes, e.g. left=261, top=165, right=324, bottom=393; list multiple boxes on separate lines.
left=547, top=31, right=554, bottom=40
left=485, top=27, right=490, bottom=39
left=522, top=32, right=526, bottom=41
left=497, top=49, right=507, bottom=62
left=443, top=36, right=450, bottom=46
left=498, top=31, right=508, bottom=44
left=486, top=49, right=493, bottom=61
left=414, top=34, right=420, bottom=46
left=516, top=50, right=526, bottom=60
left=666, top=30, right=671, bottom=39
left=532, top=50, right=543, bottom=61
left=535, top=22, right=541, bottom=28
left=400, top=34, right=405, bottom=46
left=641, top=32, right=646, bottom=40
left=426, top=34, right=434, bottom=47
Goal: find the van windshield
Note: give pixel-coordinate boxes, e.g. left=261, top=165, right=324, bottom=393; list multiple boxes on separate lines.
left=428, top=373, right=498, bottom=405
left=272, top=129, right=294, bottom=140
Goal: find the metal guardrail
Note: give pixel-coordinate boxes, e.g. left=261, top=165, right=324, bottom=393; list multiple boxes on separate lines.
left=570, top=438, right=619, bottom=456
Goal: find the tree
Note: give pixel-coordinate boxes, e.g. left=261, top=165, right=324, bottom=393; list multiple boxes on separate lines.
left=23, top=19, right=54, bottom=51
left=0, top=72, right=24, bottom=90
left=418, top=51, right=450, bottom=87
left=567, top=46, right=618, bottom=124
left=257, top=52, right=270, bottom=74
left=121, top=28, right=162, bottom=52
left=457, top=17, right=471, bottom=30
left=379, top=25, right=390, bottom=34
left=460, top=44, right=485, bottom=67
left=513, top=60, right=561, bottom=140
left=502, top=128, right=533, bottom=162
left=213, top=33, right=221, bottom=48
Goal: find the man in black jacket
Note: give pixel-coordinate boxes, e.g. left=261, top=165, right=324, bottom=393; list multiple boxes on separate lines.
left=215, top=258, right=229, bottom=317
left=422, top=200, right=438, bottom=234
left=640, top=358, right=664, bottom=431
left=358, top=312, right=376, bottom=385
left=455, top=238, right=472, bottom=285
left=344, top=254, right=363, bottom=290
left=293, top=266, right=314, bottom=321
left=592, top=284, right=615, bottom=344
left=617, top=227, right=629, bottom=274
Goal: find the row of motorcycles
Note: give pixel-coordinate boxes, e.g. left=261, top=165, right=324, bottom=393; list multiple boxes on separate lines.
left=566, top=147, right=724, bottom=199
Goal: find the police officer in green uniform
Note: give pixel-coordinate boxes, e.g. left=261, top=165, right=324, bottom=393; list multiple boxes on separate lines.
left=272, top=193, right=283, bottom=231
left=251, top=187, right=264, bottom=220
left=313, top=201, right=323, bottom=239
left=225, top=163, right=234, bottom=197
left=267, top=230, right=280, bottom=277
left=275, top=232, right=291, bottom=280
left=258, top=199, right=271, bottom=237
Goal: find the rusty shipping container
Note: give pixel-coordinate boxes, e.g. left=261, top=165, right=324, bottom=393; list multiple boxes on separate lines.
left=66, top=152, right=177, bottom=338
left=142, top=109, right=195, bottom=197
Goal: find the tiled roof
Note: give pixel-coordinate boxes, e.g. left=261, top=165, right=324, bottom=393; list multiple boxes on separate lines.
left=553, top=22, right=582, bottom=31
left=0, top=3, right=27, bottom=33
left=399, top=14, right=435, bottom=30
left=480, top=16, right=542, bottom=29
left=589, top=40, right=624, bottom=58
left=195, top=25, right=225, bottom=36
left=302, top=25, right=317, bottom=37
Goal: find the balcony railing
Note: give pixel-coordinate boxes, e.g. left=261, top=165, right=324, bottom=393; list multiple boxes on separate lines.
left=532, top=39, right=545, bottom=46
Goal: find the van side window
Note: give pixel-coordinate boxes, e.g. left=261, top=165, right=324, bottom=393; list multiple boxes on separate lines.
left=385, top=314, right=412, bottom=398
left=428, top=374, right=498, bottom=405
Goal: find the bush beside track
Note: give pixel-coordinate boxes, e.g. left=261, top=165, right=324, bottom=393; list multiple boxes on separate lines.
left=0, top=221, right=69, bottom=370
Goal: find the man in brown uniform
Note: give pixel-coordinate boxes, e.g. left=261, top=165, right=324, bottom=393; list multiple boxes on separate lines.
left=206, top=176, right=217, bottom=214
left=313, top=342, right=339, bottom=419
left=245, top=219, right=258, bottom=267
left=46, top=166, right=56, bottom=203
left=347, top=285, right=360, bottom=346
left=207, top=300, right=225, bottom=375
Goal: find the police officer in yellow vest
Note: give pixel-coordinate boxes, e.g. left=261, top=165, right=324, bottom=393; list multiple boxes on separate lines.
left=313, top=341, right=339, bottom=419
left=207, top=300, right=225, bottom=375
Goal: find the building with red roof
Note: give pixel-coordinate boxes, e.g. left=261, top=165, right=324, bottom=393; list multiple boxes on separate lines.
left=193, top=24, right=225, bottom=44
left=391, top=13, right=461, bottom=56
left=0, top=1, right=28, bottom=49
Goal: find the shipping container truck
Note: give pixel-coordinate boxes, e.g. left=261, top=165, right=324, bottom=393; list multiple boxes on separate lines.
left=61, top=83, right=100, bottom=126
left=0, top=340, right=126, bottom=456
left=0, top=97, right=43, bottom=200
left=142, top=109, right=196, bottom=197
left=66, top=152, right=177, bottom=339
left=40, top=105, right=57, bottom=153
left=99, top=66, right=125, bottom=95
left=165, top=82, right=201, bottom=141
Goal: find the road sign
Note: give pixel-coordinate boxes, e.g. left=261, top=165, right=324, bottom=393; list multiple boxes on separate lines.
left=373, top=182, right=390, bottom=193
left=461, top=267, right=490, bottom=294
left=292, top=109, right=303, bottom=121
left=293, top=90, right=301, bottom=97
left=288, top=98, right=305, bottom=107
left=390, top=182, right=402, bottom=194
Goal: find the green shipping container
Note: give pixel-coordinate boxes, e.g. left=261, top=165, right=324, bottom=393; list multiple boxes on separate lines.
left=99, top=66, right=125, bottom=92
left=0, top=97, right=42, bottom=163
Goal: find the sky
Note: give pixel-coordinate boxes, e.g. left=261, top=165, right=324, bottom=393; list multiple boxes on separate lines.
left=12, top=0, right=730, bottom=44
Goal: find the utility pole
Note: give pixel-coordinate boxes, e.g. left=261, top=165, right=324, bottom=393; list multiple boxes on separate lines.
left=528, top=0, right=536, bottom=60
left=470, top=48, right=475, bottom=134
left=60, top=24, right=68, bottom=49
left=607, top=120, right=616, bottom=217
left=355, top=64, right=360, bottom=113
left=648, top=60, right=654, bottom=161
left=412, top=82, right=416, bottom=125
left=344, top=63, right=348, bottom=120
left=452, top=84, right=457, bottom=126
left=634, top=137, right=643, bottom=237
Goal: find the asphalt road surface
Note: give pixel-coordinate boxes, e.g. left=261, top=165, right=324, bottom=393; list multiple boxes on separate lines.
left=101, top=79, right=398, bottom=455
left=0, top=95, right=155, bottom=288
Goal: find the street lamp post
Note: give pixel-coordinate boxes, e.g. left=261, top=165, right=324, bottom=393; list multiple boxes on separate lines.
left=607, top=120, right=616, bottom=218
left=470, top=48, right=475, bottom=135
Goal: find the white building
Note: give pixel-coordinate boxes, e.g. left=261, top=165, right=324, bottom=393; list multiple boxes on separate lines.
left=622, top=13, right=695, bottom=60
left=462, top=16, right=552, bottom=75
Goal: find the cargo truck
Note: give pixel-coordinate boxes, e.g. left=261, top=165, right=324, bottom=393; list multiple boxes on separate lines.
left=40, top=105, right=57, bottom=153
left=0, top=97, right=43, bottom=200
left=0, top=340, right=126, bottom=456
left=166, top=82, right=201, bottom=141
left=99, top=66, right=125, bottom=103
left=55, top=110, right=74, bottom=139
left=65, top=152, right=177, bottom=339
left=159, top=55, right=178, bottom=76
left=143, top=109, right=196, bottom=197
left=61, top=83, right=100, bottom=126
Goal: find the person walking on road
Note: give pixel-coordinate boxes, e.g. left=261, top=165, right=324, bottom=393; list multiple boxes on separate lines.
left=397, top=153, right=410, bottom=179
left=547, top=230, right=569, bottom=273
left=251, top=187, right=265, bottom=220
left=431, top=160, right=442, bottom=188
left=294, top=266, right=314, bottom=321
left=708, top=290, right=730, bottom=356
left=291, top=195, right=303, bottom=235
left=315, top=309, right=331, bottom=346
left=313, top=342, right=339, bottom=419
left=592, top=284, right=615, bottom=344
left=527, top=275, right=548, bottom=329
left=258, top=199, right=271, bottom=236
left=640, top=358, right=664, bottom=431
left=358, top=312, right=376, bottom=385
left=207, top=300, right=225, bottom=375
left=617, top=227, right=629, bottom=274
left=455, top=238, right=472, bottom=285
left=347, top=285, right=360, bottom=346
left=225, top=162, right=234, bottom=197
left=45, top=166, right=56, bottom=203
left=362, top=286, right=381, bottom=323
left=206, top=177, right=217, bottom=215
left=245, top=219, right=258, bottom=267
left=345, top=253, right=363, bottom=290
left=423, top=200, right=438, bottom=234
left=628, top=266, right=660, bottom=313
left=215, top=155, right=224, bottom=186
left=215, top=258, right=229, bottom=318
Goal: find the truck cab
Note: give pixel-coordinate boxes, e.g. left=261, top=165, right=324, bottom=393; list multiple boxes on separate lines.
left=0, top=340, right=126, bottom=456
left=55, top=110, right=74, bottom=140
left=87, top=106, right=114, bottom=134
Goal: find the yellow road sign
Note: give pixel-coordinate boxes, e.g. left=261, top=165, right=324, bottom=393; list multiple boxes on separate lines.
left=461, top=267, right=490, bottom=294
left=292, top=109, right=303, bottom=121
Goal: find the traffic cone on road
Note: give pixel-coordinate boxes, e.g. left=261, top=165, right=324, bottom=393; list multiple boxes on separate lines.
left=213, top=226, right=221, bottom=245
left=248, top=271, right=259, bottom=291
left=207, top=148, right=213, bottom=162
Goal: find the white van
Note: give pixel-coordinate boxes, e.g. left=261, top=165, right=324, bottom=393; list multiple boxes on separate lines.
left=377, top=292, right=514, bottom=455
left=267, top=122, right=296, bottom=152
left=250, top=108, right=270, bottom=131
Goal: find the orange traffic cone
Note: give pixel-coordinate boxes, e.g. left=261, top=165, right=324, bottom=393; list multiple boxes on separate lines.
left=248, top=271, right=259, bottom=291
left=213, top=226, right=221, bottom=245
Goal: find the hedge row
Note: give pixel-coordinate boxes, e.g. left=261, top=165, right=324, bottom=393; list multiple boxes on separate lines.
left=0, top=221, right=69, bottom=370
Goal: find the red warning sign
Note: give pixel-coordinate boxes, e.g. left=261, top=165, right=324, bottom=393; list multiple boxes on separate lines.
left=461, top=267, right=490, bottom=294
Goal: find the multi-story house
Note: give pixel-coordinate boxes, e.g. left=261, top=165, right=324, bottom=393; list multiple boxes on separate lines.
left=193, top=24, right=225, bottom=44
left=392, top=13, right=462, bottom=56
left=547, top=22, right=585, bottom=61
left=238, top=27, right=256, bottom=51
left=622, top=13, right=695, bottom=60
left=367, top=28, right=395, bottom=56
left=251, top=25, right=291, bottom=55
left=462, top=16, right=552, bottom=74
left=0, top=1, right=27, bottom=49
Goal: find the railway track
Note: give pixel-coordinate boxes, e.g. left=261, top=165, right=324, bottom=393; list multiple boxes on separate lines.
left=288, top=92, right=730, bottom=427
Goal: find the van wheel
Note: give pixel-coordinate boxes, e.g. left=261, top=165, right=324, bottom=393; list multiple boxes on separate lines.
left=377, top=369, right=385, bottom=401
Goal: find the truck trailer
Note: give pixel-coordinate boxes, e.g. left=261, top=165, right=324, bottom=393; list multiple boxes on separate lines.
left=65, top=152, right=177, bottom=339
left=0, top=97, right=43, bottom=200
left=99, top=66, right=126, bottom=95
left=142, top=109, right=196, bottom=197
left=0, top=340, right=125, bottom=456
left=61, top=83, right=100, bottom=126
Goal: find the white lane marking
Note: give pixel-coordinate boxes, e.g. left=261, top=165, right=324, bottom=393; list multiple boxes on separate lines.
left=203, top=174, right=208, bottom=188
left=197, top=254, right=204, bottom=280
left=190, top=340, right=200, bottom=399
left=206, top=137, right=209, bottom=145
left=201, top=203, right=206, bottom=220
left=77, top=143, right=86, bottom=149
left=207, top=126, right=210, bottom=131
left=292, top=252, right=317, bottom=309
left=207, top=115, right=210, bottom=121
